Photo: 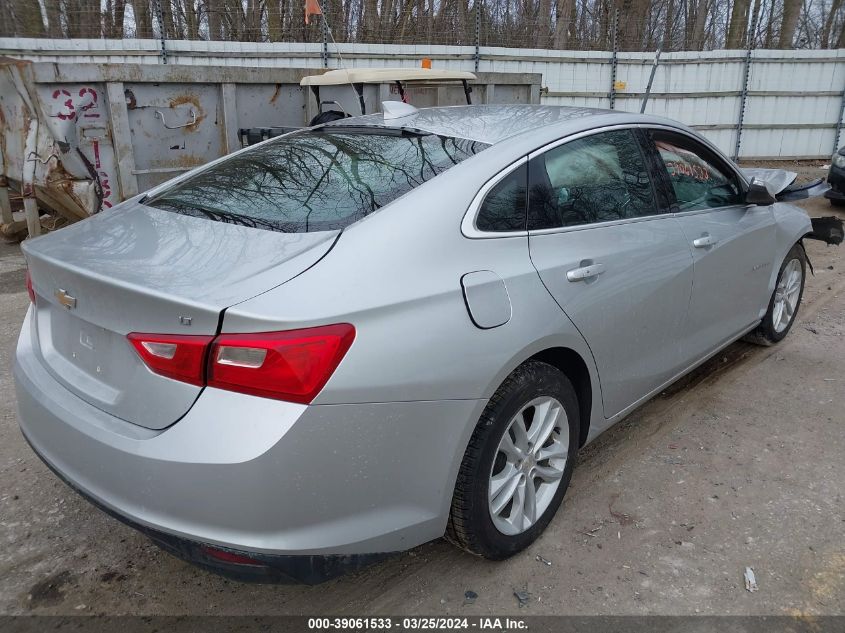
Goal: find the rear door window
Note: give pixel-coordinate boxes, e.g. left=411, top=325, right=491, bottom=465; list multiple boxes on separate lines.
left=528, top=129, right=657, bottom=230
left=146, top=130, right=488, bottom=233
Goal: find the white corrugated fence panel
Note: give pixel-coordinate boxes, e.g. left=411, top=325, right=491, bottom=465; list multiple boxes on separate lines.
left=1, top=38, right=843, bottom=158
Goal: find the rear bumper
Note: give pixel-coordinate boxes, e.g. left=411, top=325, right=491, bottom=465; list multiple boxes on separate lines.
left=22, top=431, right=388, bottom=584
left=14, top=308, right=484, bottom=581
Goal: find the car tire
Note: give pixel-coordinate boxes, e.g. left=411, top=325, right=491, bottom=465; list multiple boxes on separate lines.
left=744, top=243, right=807, bottom=346
left=446, top=360, right=579, bottom=560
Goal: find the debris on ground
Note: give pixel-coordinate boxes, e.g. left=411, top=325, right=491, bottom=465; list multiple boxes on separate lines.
left=609, top=493, right=636, bottom=525
left=463, top=590, right=477, bottom=605
left=744, top=567, right=759, bottom=592
left=535, top=555, right=552, bottom=566
left=514, top=590, right=531, bottom=608
left=577, top=525, right=602, bottom=537
left=805, top=325, right=819, bottom=334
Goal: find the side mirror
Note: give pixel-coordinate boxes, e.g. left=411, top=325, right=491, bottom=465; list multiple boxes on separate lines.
left=745, top=177, right=776, bottom=206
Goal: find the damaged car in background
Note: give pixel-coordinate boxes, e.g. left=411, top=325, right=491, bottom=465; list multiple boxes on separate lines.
left=13, top=104, right=842, bottom=584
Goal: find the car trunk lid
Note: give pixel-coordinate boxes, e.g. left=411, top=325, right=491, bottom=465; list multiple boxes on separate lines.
left=23, top=201, right=338, bottom=430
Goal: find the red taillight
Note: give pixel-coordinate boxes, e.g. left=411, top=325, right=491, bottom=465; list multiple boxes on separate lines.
left=127, top=324, right=355, bottom=404
left=127, top=333, right=214, bottom=386
left=208, top=324, right=355, bottom=404
left=200, top=545, right=266, bottom=567
left=26, top=269, right=35, bottom=304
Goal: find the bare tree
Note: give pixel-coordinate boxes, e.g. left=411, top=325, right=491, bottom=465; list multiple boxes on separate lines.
left=726, top=0, right=752, bottom=47
left=133, top=0, right=154, bottom=38
left=0, top=0, right=840, bottom=52
left=778, top=0, right=801, bottom=45
left=14, top=0, right=48, bottom=37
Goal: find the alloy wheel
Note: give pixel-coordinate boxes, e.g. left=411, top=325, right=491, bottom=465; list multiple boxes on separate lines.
left=488, top=396, right=569, bottom=535
left=772, top=258, right=803, bottom=333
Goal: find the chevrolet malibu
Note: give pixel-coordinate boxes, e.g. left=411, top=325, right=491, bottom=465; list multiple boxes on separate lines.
left=15, top=104, right=812, bottom=583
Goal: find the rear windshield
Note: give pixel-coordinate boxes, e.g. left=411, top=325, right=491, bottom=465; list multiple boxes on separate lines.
left=146, top=130, right=489, bottom=233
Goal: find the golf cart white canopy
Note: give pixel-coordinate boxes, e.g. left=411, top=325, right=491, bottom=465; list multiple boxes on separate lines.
left=300, top=68, right=477, bottom=86
left=301, top=68, right=478, bottom=115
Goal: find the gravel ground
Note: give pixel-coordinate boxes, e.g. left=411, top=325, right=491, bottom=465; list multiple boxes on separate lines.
left=0, top=195, right=842, bottom=616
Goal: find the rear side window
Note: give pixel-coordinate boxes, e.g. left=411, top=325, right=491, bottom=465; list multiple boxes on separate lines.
left=528, top=129, right=657, bottom=230
left=475, top=164, right=527, bottom=232
left=146, top=131, right=488, bottom=233
left=650, top=132, right=742, bottom=211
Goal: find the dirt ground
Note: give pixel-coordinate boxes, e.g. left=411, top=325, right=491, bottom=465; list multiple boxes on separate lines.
left=0, top=192, right=843, bottom=617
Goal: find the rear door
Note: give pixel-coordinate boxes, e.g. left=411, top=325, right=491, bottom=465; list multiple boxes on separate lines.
left=645, top=129, right=776, bottom=359
left=527, top=127, right=694, bottom=418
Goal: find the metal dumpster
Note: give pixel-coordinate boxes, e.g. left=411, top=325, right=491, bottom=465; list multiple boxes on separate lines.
left=0, top=58, right=541, bottom=238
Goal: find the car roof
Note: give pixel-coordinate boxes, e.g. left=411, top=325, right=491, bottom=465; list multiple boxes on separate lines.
left=324, top=104, right=675, bottom=145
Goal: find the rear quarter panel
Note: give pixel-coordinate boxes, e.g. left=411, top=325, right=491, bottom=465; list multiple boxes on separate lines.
left=222, top=151, right=603, bottom=422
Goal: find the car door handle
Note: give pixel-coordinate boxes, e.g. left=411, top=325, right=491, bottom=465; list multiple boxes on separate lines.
left=566, top=262, right=606, bottom=282
left=693, top=234, right=717, bottom=248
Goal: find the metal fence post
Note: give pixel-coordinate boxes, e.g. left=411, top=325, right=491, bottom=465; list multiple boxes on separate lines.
left=474, top=2, right=481, bottom=73
left=640, top=48, right=661, bottom=113
left=832, top=70, right=845, bottom=156
left=733, top=12, right=758, bottom=161
left=152, top=0, right=168, bottom=64
left=609, top=9, right=619, bottom=110
left=322, top=0, right=329, bottom=69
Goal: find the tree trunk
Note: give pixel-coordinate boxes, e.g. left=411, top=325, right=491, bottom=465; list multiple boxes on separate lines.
left=763, top=0, right=776, bottom=47
left=380, top=0, right=395, bottom=39
left=133, top=1, right=154, bottom=38
left=64, top=0, right=80, bottom=36
left=536, top=0, right=552, bottom=47
left=691, top=0, right=709, bottom=50
left=110, top=0, right=127, bottom=37
left=267, top=0, right=282, bottom=40
left=64, top=0, right=100, bottom=37
left=159, top=0, right=177, bottom=38
left=726, top=0, right=751, bottom=48
left=777, top=0, right=801, bottom=48
left=821, top=0, right=843, bottom=47
left=182, top=0, right=199, bottom=39
left=0, top=1, right=13, bottom=36
left=617, top=0, right=648, bottom=50
left=16, top=0, right=47, bottom=37
left=244, top=0, right=261, bottom=41
left=363, top=0, right=379, bottom=41
left=222, top=0, right=244, bottom=40
left=663, top=0, right=674, bottom=49
left=553, top=0, right=575, bottom=48
left=206, top=0, right=222, bottom=39
left=42, top=0, right=62, bottom=37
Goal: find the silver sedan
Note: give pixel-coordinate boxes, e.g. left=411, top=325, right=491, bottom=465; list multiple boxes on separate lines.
left=15, top=104, right=811, bottom=583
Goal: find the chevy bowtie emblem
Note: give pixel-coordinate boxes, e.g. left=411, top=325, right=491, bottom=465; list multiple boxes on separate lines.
left=55, top=289, right=77, bottom=310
